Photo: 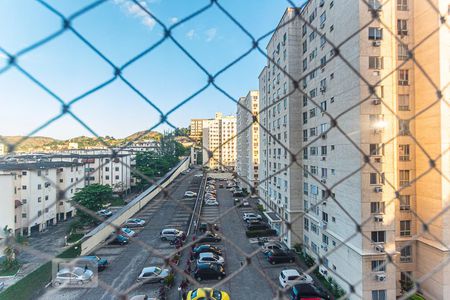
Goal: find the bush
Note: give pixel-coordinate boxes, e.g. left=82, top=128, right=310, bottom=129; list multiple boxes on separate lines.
left=245, top=229, right=277, bottom=238
left=256, top=204, right=265, bottom=213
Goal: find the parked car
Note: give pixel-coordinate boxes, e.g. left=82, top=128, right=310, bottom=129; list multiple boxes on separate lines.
left=194, top=263, right=226, bottom=281
left=267, top=249, right=296, bottom=264
left=52, top=267, right=94, bottom=287
left=262, top=241, right=289, bottom=254
left=243, top=213, right=263, bottom=222
left=97, top=209, right=113, bottom=218
left=239, top=200, right=250, bottom=207
left=194, top=174, right=203, bottom=178
left=197, top=231, right=221, bottom=243
left=218, top=184, right=224, bottom=188
left=137, top=266, right=171, bottom=283
left=193, top=245, right=222, bottom=258
left=160, top=228, right=185, bottom=241
left=205, top=200, right=219, bottom=206
left=184, top=191, right=197, bottom=198
left=290, top=283, right=330, bottom=300
left=78, top=256, right=109, bottom=271
left=279, top=269, right=313, bottom=288
left=233, top=190, right=244, bottom=197
left=198, top=223, right=219, bottom=233
left=246, top=222, right=270, bottom=231
left=197, top=252, right=225, bottom=265
left=205, top=192, right=216, bottom=197
left=204, top=194, right=217, bottom=199
left=120, top=227, right=136, bottom=238
left=108, top=234, right=129, bottom=245
left=186, top=288, right=230, bottom=300
left=124, top=218, right=145, bottom=228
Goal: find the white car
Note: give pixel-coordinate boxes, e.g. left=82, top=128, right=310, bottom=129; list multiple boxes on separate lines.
left=52, top=267, right=94, bottom=287
left=205, top=200, right=219, bottom=206
left=184, top=191, right=197, bottom=198
left=137, top=266, right=171, bottom=283
left=120, top=227, right=136, bottom=238
left=197, top=252, right=225, bottom=265
left=124, top=218, right=145, bottom=228
left=243, top=213, right=262, bottom=222
left=160, top=228, right=184, bottom=241
left=194, top=174, right=203, bottom=177
left=279, top=269, right=313, bottom=288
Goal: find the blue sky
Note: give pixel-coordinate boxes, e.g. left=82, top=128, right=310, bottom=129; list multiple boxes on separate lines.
left=0, top=0, right=304, bottom=139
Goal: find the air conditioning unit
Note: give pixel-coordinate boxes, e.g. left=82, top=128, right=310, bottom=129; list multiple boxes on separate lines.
left=374, top=186, right=383, bottom=193
left=320, top=86, right=327, bottom=93
left=372, top=41, right=381, bottom=47
left=320, top=221, right=328, bottom=230
left=321, top=244, right=328, bottom=252
left=321, top=156, right=326, bottom=161
left=374, top=157, right=383, bottom=163
left=376, top=273, right=386, bottom=282
left=374, top=244, right=385, bottom=253
left=321, top=133, right=327, bottom=139
left=372, top=99, right=381, bottom=105
left=374, top=215, right=384, bottom=222
left=319, top=266, right=328, bottom=276
left=321, top=179, right=327, bottom=184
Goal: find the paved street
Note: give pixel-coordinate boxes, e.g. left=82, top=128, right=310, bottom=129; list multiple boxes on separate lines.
left=39, top=168, right=202, bottom=300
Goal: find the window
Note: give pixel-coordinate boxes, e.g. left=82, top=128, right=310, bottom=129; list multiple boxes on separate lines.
left=370, top=173, right=384, bottom=185
left=303, top=129, right=308, bottom=142
left=304, top=182, right=309, bottom=195
left=368, top=27, right=383, bottom=40
left=38, top=184, right=42, bottom=190
left=320, top=56, right=327, bottom=67
left=310, top=88, right=317, bottom=98
left=399, top=69, right=409, bottom=86
left=115, top=167, right=119, bottom=172
left=368, top=0, right=382, bottom=10
left=399, top=144, right=410, bottom=161
left=320, top=35, right=326, bottom=47
left=303, top=112, right=308, bottom=124
left=309, top=108, right=316, bottom=118
left=398, top=94, right=410, bottom=111
left=372, top=290, right=387, bottom=300
left=320, top=123, right=329, bottom=133
left=302, top=24, right=307, bottom=36
left=399, top=120, right=410, bottom=135
left=303, top=58, right=308, bottom=71
left=399, top=195, right=411, bottom=211
left=371, top=260, right=386, bottom=272
left=303, top=95, right=308, bottom=107
left=304, top=218, right=309, bottom=231
left=310, top=147, right=318, bottom=156
left=400, top=245, right=412, bottom=262
left=320, top=12, right=326, bottom=25
left=370, top=144, right=384, bottom=156
left=310, top=127, right=317, bottom=136
left=303, top=148, right=308, bottom=159
left=399, top=170, right=410, bottom=187
left=311, top=223, right=318, bottom=234
left=321, top=101, right=327, bottom=112
left=105, top=167, right=110, bottom=171
left=400, top=272, right=413, bottom=291
left=398, top=43, right=409, bottom=60
left=22, top=213, right=27, bottom=218
left=322, top=234, right=329, bottom=245
left=309, top=31, right=316, bottom=42
left=397, top=19, right=408, bottom=36
left=105, top=175, right=110, bottom=180
left=321, top=146, right=327, bottom=156
left=397, top=0, right=408, bottom=10
left=369, top=56, right=384, bottom=69
left=38, top=197, right=42, bottom=203
left=371, top=202, right=385, bottom=214
left=59, top=178, right=63, bottom=183
left=321, top=168, right=327, bottom=178
left=400, top=220, right=411, bottom=236
left=22, top=185, right=27, bottom=190
left=303, top=41, right=307, bottom=54
left=371, top=231, right=386, bottom=243
left=45, top=195, right=49, bottom=200
left=311, top=166, right=318, bottom=175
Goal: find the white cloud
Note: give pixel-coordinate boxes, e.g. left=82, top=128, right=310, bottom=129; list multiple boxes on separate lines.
left=114, top=0, right=156, bottom=29
left=205, top=28, right=217, bottom=42
left=186, top=29, right=196, bottom=40
left=170, top=17, right=178, bottom=24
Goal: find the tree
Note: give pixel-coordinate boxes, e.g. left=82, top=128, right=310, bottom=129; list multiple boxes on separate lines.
left=72, top=184, right=113, bottom=223
left=1, top=226, right=18, bottom=271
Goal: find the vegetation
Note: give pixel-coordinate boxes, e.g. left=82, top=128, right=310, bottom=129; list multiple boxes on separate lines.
left=256, top=204, right=265, bottom=213
left=72, top=184, right=114, bottom=224
left=66, top=233, right=84, bottom=244
left=245, top=229, right=277, bottom=238
left=1, top=226, right=20, bottom=276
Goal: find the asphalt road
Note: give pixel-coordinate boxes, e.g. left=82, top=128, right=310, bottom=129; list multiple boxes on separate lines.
left=39, top=168, right=202, bottom=300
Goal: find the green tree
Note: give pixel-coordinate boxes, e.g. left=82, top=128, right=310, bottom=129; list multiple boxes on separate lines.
left=1, top=226, right=19, bottom=272
left=72, top=184, right=113, bottom=223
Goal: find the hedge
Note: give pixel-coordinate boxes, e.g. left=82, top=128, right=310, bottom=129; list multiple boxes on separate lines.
left=0, top=244, right=81, bottom=300
left=245, top=229, right=277, bottom=238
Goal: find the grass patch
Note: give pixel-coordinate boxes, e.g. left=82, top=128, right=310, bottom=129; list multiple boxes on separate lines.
left=0, top=244, right=81, bottom=300
left=67, top=233, right=84, bottom=244
left=108, top=197, right=126, bottom=206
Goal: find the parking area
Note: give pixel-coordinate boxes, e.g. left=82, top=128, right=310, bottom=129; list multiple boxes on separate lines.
left=39, top=167, right=203, bottom=300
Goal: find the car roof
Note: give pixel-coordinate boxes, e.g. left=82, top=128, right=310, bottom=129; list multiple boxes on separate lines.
left=199, top=252, right=215, bottom=258
left=142, top=266, right=159, bottom=273
left=282, top=269, right=300, bottom=277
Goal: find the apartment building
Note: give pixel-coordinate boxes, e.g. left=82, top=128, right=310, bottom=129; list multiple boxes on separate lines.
left=0, top=161, right=84, bottom=236
left=202, top=113, right=237, bottom=170
left=190, top=118, right=211, bottom=142
left=259, top=0, right=450, bottom=299
left=259, top=8, right=304, bottom=248
left=236, top=91, right=260, bottom=192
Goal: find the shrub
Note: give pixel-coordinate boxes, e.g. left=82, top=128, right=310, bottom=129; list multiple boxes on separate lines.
left=245, top=229, right=277, bottom=238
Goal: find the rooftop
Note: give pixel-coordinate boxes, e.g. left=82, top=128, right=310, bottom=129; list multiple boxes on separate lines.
left=0, top=161, right=83, bottom=171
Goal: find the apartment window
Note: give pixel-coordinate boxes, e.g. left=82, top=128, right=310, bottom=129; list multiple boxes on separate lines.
left=399, top=120, right=410, bottom=135
left=320, top=12, right=326, bottom=25
left=322, top=234, right=329, bottom=245
left=38, top=184, right=42, bottom=190
left=303, top=148, right=308, bottom=159
left=320, top=100, right=327, bottom=112
left=400, top=272, right=413, bottom=290
left=372, top=290, right=387, bottom=300
left=400, top=245, right=412, bottom=262
left=370, top=144, right=384, bottom=156
left=320, top=35, right=326, bottom=47
left=311, top=223, right=318, bottom=234
left=368, top=0, right=382, bottom=10
left=59, top=178, right=63, bottom=183
left=397, top=0, right=408, bottom=10
left=303, top=58, right=308, bottom=71
left=310, top=127, right=317, bottom=136
left=398, top=94, right=410, bottom=111
left=399, top=70, right=410, bottom=86
left=400, top=220, right=411, bottom=236
left=371, top=231, right=386, bottom=243
left=399, top=170, right=410, bottom=187
left=45, top=208, right=49, bottom=213
left=397, top=19, right=408, bottom=36
left=38, top=197, right=42, bottom=203
left=22, top=185, right=27, bottom=190
left=303, top=95, right=308, bottom=107
left=370, top=173, right=384, bottom=185
left=304, top=182, right=309, bottom=195
left=309, top=108, right=316, bottom=118
left=371, top=260, right=386, bottom=272
left=304, top=218, right=310, bottom=231
left=115, top=175, right=120, bottom=180
left=22, top=199, right=27, bottom=204
left=311, top=166, right=318, bottom=175
left=371, top=202, right=385, bottom=214
left=304, top=166, right=309, bottom=178
left=38, top=211, right=42, bottom=217
left=400, top=195, right=411, bottom=211
left=115, top=167, right=119, bottom=172
left=309, top=49, right=317, bottom=61
left=368, top=27, right=383, bottom=40
left=310, top=88, right=317, bottom=98
left=309, top=8, right=317, bottom=23
left=22, top=213, right=27, bottom=218
left=399, top=144, right=410, bottom=161
left=303, top=41, right=308, bottom=54
left=309, top=31, right=316, bottom=42
left=320, top=123, right=329, bottom=134
left=320, top=56, right=327, bottom=67
left=45, top=195, right=49, bottom=200
left=303, top=129, right=308, bottom=142
left=302, top=24, right=307, bottom=36
left=398, top=43, right=409, bottom=60
left=369, top=56, right=384, bottom=69
left=105, top=175, right=110, bottom=180
left=321, top=146, right=327, bottom=156
left=303, top=112, right=308, bottom=124
left=310, top=147, right=318, bottom=156
left=22, top=171, right=27, bottom=176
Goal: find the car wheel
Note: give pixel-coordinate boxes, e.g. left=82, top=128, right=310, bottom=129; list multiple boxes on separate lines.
left=196, top=277, right=202, bottom=281
left=217, top=276, right=222, bottom=280
left=53, top=281, right=61, bottom=287
left=289, top=258, right=294, bottom=263
left=271, top=260, right=276, bottom=265
left=78, top=280, right=84, bottom=286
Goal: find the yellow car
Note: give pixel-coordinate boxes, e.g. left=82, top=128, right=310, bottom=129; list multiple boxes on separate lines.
left=186, top=288, right=230, bottom=300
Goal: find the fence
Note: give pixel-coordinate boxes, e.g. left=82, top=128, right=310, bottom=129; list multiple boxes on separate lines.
left=0, top=0, right=449, bottom=299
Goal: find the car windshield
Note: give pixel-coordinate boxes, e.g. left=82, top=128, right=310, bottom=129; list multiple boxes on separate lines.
left=154, top=267, right=161, bottom=274
left=73, top=268, right=84, bottom=276
left=212, top=290, right=222, bottom=300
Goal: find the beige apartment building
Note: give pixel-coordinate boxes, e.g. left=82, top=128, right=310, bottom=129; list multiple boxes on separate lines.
left=202, top=113, right=237, bottom=170
left=259, top=1, right=450, bottom=299
left=189, top=118, right=210, bottom=142
left=236, top=91, right=260, bottom=192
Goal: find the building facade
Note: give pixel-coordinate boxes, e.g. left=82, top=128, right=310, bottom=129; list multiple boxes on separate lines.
left=236, top=91, right=260, bottom=192
left=202, top=113, right=237, bottom=170
left=259, top=1, right=450, bottom=299
left=189, top=118, right=210, bottom=142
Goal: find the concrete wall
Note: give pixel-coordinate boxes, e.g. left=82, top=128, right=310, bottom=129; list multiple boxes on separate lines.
left=80, top=157, right=190, bottom=255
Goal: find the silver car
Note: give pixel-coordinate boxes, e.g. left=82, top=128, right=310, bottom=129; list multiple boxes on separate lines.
left=52, top=267, right=94, bottom=287
left=137, top=266, right=171, bottom=283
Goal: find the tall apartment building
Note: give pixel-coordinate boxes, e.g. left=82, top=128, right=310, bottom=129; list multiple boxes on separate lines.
left=0, top=161, right=84, bottom=236
left=259, top=8, right=304, bottom=247
left=236, top=91, right=260, bottom=192
left=202, top=113, right=237, bottom=170
left=259, top=1, right=450, bottom=299
left=189, top=118, right=210, bottom=142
